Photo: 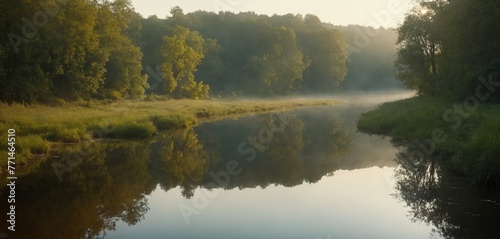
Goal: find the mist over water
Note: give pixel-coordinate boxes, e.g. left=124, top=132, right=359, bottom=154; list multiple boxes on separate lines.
left=234, top=90, right=415, bottom=105
left=333, top=90, right=416, bottom=106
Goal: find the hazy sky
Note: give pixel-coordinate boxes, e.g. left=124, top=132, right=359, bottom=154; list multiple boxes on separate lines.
left=130, top=0, right=415, bottom=28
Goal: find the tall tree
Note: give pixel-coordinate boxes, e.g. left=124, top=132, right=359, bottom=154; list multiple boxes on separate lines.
left=48, top=0, right=107, bottom=100
left=246, top=26, right=309, bottom=95
left=300, top=26, right=348, bottom=92
left=394, top=1, right=444, bottom=95
left=160, top=26, right=210, bottom=99
left=96, top=0, right=148, bottom=100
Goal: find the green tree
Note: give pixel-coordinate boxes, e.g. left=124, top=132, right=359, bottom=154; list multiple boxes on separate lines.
left=394, top=1, right=444, bottom=95
left=0, top=0, right=55, bottom=103
left=160, top=26, right=210, bottom=99
left=300, top=27, right=348, bottom=92
left=436, top=0, right=500, bottom=100
left=140, top=15, right=170, bottom=94
left=48, top=0, right=108, bottom=100
left=96, top=0, right=148, bottom=100
left=246, top=26, right=309, bottom=95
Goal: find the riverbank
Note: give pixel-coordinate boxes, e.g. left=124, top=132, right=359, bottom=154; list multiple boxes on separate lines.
left=0, top=98, right=341, bottom=169
left=357, top=96, right=500, bottom=186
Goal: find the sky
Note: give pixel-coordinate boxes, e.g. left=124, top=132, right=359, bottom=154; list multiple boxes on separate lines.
left=130, top=0, right=415, bottom=28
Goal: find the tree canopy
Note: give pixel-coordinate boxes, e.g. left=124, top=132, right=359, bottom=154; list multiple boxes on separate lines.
left=0, top=2, right=410, bottom=103
left=395, top=0, right=500, bottom=101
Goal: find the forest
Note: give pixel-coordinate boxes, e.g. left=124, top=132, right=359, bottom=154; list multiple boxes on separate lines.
left=0, top=0, right=398, bottom=104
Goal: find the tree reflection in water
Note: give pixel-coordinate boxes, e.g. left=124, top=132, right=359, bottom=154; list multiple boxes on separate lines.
left=0, top=142, right=154, bottom=239
left=392, top=141, right=500, bottom=239
left=195, top=112, right=352, bottom=189
left=156, top=127, right=208, bottom=198
left=0, top=111, right=352, bottom=239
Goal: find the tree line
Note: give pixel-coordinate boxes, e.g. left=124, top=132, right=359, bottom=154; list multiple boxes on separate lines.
left=0, top=0, right=400, bottom=103
left=395, top=0, right=500, bottom=101
left=0, top=0, right=147, bottom=103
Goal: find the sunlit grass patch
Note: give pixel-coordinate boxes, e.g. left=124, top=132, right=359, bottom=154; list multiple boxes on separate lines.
left=105, top=121, right=157, bottom=139
left=45, top=127, right=90, bottom=143
left=151, top=114, right=197, bottom=130
left=0, top=98, right=341, bottom=169
left=0, top=134, right=51, bottom=171
left=17, top=135, right=51, bottom=155
left=451, top=110, right=500, bottom=185
left=357, top=96, right=450, bottom=139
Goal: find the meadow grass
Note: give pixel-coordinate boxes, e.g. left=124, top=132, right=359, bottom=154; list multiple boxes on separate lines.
left=0, top=98, right=341, bottom=170
left=358, top=96, right=500, bottom=186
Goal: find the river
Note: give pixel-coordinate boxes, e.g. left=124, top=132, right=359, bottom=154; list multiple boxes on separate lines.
left=1, top=91, right=499, bottom=239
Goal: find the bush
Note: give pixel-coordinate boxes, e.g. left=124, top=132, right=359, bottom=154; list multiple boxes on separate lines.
left=105, top=121, right=157, bottom=139
left=151, top=114, right=196, bottom=130
left=17, top=135, right=51, bottom=155
left=45, top=127, right=89, bottom=143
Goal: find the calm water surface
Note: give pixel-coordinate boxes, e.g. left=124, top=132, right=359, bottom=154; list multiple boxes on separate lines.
left=1, top=92, right=499, bottom=239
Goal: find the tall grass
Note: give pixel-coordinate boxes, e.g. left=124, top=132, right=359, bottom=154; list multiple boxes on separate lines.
left=358, top=96, right=500, bottom=186
left=357, top=97, right=451, bottom=140
left=0, top=98, right=340, bottom=171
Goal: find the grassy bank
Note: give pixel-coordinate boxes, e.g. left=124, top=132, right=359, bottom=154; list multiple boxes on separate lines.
left=358, top=96, right=500, bottom=186
left=0, top=98, right=341, bottom=169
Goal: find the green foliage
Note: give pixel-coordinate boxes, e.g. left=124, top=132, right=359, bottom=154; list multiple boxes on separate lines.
left=245, top=26, right=310, bottom=95
left=105, top=121, right=157, bottom=139
left=358, top=97, right=448, bottom=140
left=49, top=0, right=105, bottom=100
left=299, top=26, right=348, bottom=92
left=358, top=97, right=500, bottom=185
left=46, top=127, right=90, bottom=143
left=150, top=114, right=196, bottom=130
left=17, top=135, right=50, bottom=155
left=395, top=0, right=500, bottom=100
left=451, top=110, right=500, bottom=184
left=395, top=2, right=443, bottom=96
left=0, top=0, right=147, bottom=104
left=96, top=0, right=148, bottom=100
left=142, top=10, right=347, bottom=96
left=0, top=98, right=339, bottom=163
left=160, top=26, right=210, bottom=99
left=0, top=3, right=353, bottom=103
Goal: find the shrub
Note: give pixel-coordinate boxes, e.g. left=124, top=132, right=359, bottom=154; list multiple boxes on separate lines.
left=151, top=114, right=196, bottom=130
left=45, top=127, right=88, bottom=143
left=17, top=135, right=51, bottom=155
left=105, top=121, right=157, bottom=139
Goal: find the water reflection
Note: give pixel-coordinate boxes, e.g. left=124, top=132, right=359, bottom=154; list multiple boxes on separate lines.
left=154, top=127, right=209, bottom=199
left=0, top=142, right=154, bottom=239
left=195, top=112, right=352, bottom=190
left=3, top=106, right=499, bottom=239
left=0, top=110, right=353, bottom=238
left=392, top=141, right=500, bottom=239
